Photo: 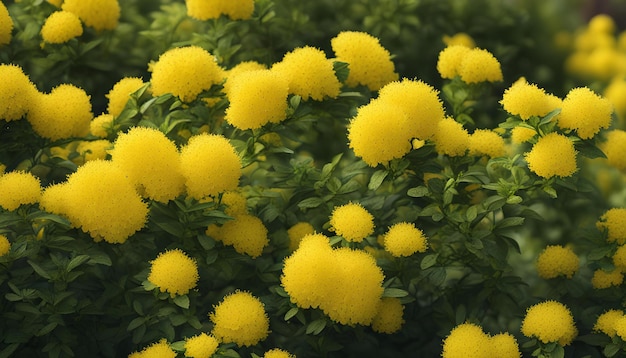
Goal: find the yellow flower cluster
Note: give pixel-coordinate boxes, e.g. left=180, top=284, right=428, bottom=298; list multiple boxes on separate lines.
left=208, top=213, right=268, bottom=258
left=110, top=127, right=185, bottom=203
left=62, top=0, right=120, bottom=31
left=597, top=208, right=626, bottom=244
left=558, top=87, right=613, bottom=139
left=41, top=11, right=83, bottom=44
left=329, top=202, right=374, bottom=242
left=287, top=221, right=315, bottom=251
left=524, top=132, right=577, bottom=178
left=222, top=61, right=267, bottom=95
left=536, top=245, right=579, bottom=279
left=73, top=140, right=112, bottom=165
left=437, top=46, right=503, bottom=83
left=221, top=191, right=248, bottom=217
left=129, top=339, right=176, bottom=358
left=521, top=300, right=577, bottom=345
left=442, top=323, right=520, bottom=358
left=500, top=78, right=562, bottom=120
left=601, top=130, right=626, bottom=171
left=150, top=46, right=224, bottom=103
left=382, top=222, right=428, bottom=257
left=179, top=134, right=242, bottom=199
left=281, top=234, right=385, bottom=325
left=510, top=126, right=537, bottom=144
left=613, top=245, right=626, bottom=271
left=591, top=268, right=623, bottom=289
left=0, top=2, right=11, bottom=46
left=433, top=117, right=470, bottom=156
left=594, top=309, right=623, bottom=337
left=0, top=171, right=41, bottom=211
left=0, top=235, right=11, bottom=256
left=184, top=333, right=219, bottom=358
left=148, top=249, right=199, bottom=297
left=604, top=78, right=626, bottom=120
left=263, top=349, right=295, bottom=358
left=106, top=77, right=145, bottom=117
left=331, top=31, right=398, bottom=91
left=442, top=32, right=475, bottom=48
left=209, top=291, right=269, bottom=347
left=90, top=114, right=114, bottom=138
left=371, top=297, right=404, bottom=334
left=225, top=69, right=288, bottom=129
left=468, top=129, right=506, bottom=158
left=185, top=0, right=255, bottom=21
left=0, top=64, right=38, bottom=121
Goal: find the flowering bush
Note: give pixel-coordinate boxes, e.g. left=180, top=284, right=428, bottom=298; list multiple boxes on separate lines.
left=1, top=1, right=626, bottom=357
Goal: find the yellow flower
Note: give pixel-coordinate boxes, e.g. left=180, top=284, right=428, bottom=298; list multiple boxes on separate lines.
left=591, top=268, right=624, bottom=289
left=0, top=2, right=12, bottom=46
left=179, top=134, right=242, bottom=199
left=331, top=31, right=398, bottom=91
left=150, top=46, right=224, bottom=103
left=598, top=208, right=626, bottom=244
left=588, top=14, right=616, bottom=34
left=0, top=235, right=10, bottom=256
left=469, top=129, right=506, bottom=158
left=383, top=222, right=428, bottom=257
left=601, top=130, right=626, bottom=171
left=62, top=0, right=120, bottom=31
left=209, top=214, right=268, bottom=258
left=458, top=48, right=503, bottom=84
left=613, top=245, right=626, bottom=271
left=106, top=77, right=145, bottom=116
left=110, top=127, right=185, bottom=203
left=41, top=11, right=83, bottom=44
left=263, top=349, right=295, bottom=358
left=210, top=291, right=270, bottom=347
left=148, top=249, right=199, bottom=297
left=223, top=61, right=267, bottom=95
left=510, top=126, right=536, bottom=144
left=0, top=64, right=38, bottom=121
left=536, top=245, right=579, bottom=279
left=272, top=46, right=341, bottom=101
left=437, top=45, right=471, bottom=79
left=287, top=222, right=315, bottom=251
left=184, top=333, right=219, bottom=358
left=371, top=297, right=404, bottom=334
left=558, top=87, right=613, bottom=139
left=490, top=333, right=521, bottom=358
left=27, top=84, right=92, bottom=141
left=524, top=133, right=577, bottom=178
left=61, top=160, right=149, bottom=243
left=594, top=309, right=623, bottom=337
left=433, top=117, right=470, bottom=156
left=0, top=171, right=41, bottom=211
left=377, top=79, right=445, bottom=140
left=73, top=139, right=112, bottom=164
left=442, top=322, right=491, bottom=358
left=500, top=79, right=562, bottom=120
left=443, top=33, right=475, bottom=48
left=225, top=69, right=288, bottom=129
left=40, top=183, right=71, bottom=217
left=47, top=0, right=63, bottom=7
left=136, top=339, right=176, bottom=358
left=604, top=78, right=626, bottom=120
left=90, top=114, right=114, bottom=138
left=221, top=191, right=248, bottom=217
left=329, top=202, right=374, bottom=242
left=616, top=316, right=626, bottom=341
left=185, top=0, right=255, bottom=21
left=347, top=100, right=412, bottom=166
left=521, top=300, right=577, bottom=345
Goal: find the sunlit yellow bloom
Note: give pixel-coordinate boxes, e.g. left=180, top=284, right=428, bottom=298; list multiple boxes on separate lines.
left=442, top=33, right=475, bottom=48
left=0, top=2, right=13, bottom=46
left=521, top=300, right=577, bottom=345
left=469, top=129, right=506, bottom=158
left=597, top=208, right=626, bottom=244
left=62, top=0, right=120, bottom=31
left=41, top=11, right=82, bottom=44
left=329, top=202, right=374, bottom=242
left=106, top=77, right=145, bottom=116
left=594, top=309, right=623, bottom=337
left=500, top=79, right=562, bottom=120
left=604, top=78, right=626, bottom=121
left=0, top=235, right=9, bottom=256
left=287, top=222, right=315, bottom=251
left=490, top=333, right=521, bottom=358
left=383, top=222, right=428, bottom=257
left=591, top=268, right=624, bottom=289
left=209, top=214, right=268, bottom=258
left=186, top=0, right=255, bottom=21
left=90, top=114, right=114, bottom=138
left=458, top=48, right=503, bottom=84
left=588, top=14, right=616, bottom=34
left=371, top=297, right=404, bottom=334
left=0, top=64, right=38, bottom=121
left=442, top=323, right=491, bottom=358
left=524, top=133, right=577, bottom=178
left=613, top=245, right=626, bottom=271
left=184, top=333, right=219, bottom=358
left=148, top=249, right=199, bottom=297
left=263, top=349, right=295, bottom=358
left=73, top=139, right=112, bottom=164
left=437, top=45, right=471, bottom=79
left=601, top=130, right=626, bottom=171
left=511, top=126, right=536, bottom=144
left=433, top=117, right=470, bottom=156
left=221, top=191, right=248, bottom=217
left=0, top=171, right=41, bottom=211
left=210, top=291, right=270, bottom=347
left=223, top=61, right=267, bottom=95
left=615, top=316, right=626, bottom=341
left=135, top=339, right=176, bottom=358
left=536, top=245, right=579, bottom=279
left=558, top=87, right=613, bottom=139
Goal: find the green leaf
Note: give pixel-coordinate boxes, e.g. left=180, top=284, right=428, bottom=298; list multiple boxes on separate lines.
left=298, top=197, right=325, bottom=209
left=407, top=186, right=429, bottom=198
left=5, top=293, right=21, bottom=302
left=87, top=251, right=112, bottom=266
left=169, top=314, right=187, bottom=326
left=603, top=343, right=621, bottom=357
left=170, top=341, right=185, bottom=352
left=172, top=295, right=190, bottom=309
left=383, top=288, right=409, bottom=298
left=127, top=317, right=145, bottom=331
left=28, top=260, right=51, bottom=280
left=36, top=322, right=58, bottom=336
left=306, top=319, right=326, bottom=335
left=368, top=170, right=388, bottom=191
left=420, top=254, right=438, bottom=270
left=67, top=255, right=90, bottom=272
left=284, top=307, right=299, bottom=320
left=495, top=217, right=525, bottom=230
left=333, top=61, right=350, bottom=82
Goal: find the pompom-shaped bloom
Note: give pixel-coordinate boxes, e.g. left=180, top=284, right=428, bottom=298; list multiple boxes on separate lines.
left=589, top=14, right=616, bottom=34
left=210, top=291, right=270, bottom=347
left=613, top=245, right=626, bottom=271
left=521, top=301, right=577, bottom=345
left=210, top=214, right=268, bottom=258
left=604, top=78, right=626, bottom=119
left=223, top=61, right=267, bottom=95
left=41, top=11, right=83, bottom=44
left=433, top=117, right=470, bottom=156
left=272, top=46, right=341, bottom=101
left=331, top=31, right=398, bottom=91
left=490, top=333, right=521, bottom=358
left=0, top=2, right=12, bottom=46
left=601, top=130, right=626, bottom=171
left=371, top=297, right=404, bottom=334
left=151, top=46, right=224, bottom=103
left=27, top=84, right=92, bottom=141
left=558, top=87, right=613, bottom=139
left=221, top=191, right=248, bottom=217
left=225, top=69, right=288, bottom=129
left=148, top=249, right=199, bottom=297
left=525, top=132, right=577, bottom=178
left=594, top=309, right=624, bottom=337
left=377, top=79, right=445, bottom=140
left=264, top=349, right=295, bottom=358
left=458, top=48, right=503, bottom=84
left=287, top=222, right=315, bottom=251
left=90, top=114, right=114, bottom=138
left=62, top=160, right=148, bottom=243
left=383, top=222, right=428, bottom=257
left=62, top=0, right=120, bottom=31
left=184, top=333, right=218, bottom=358
left=536, top=245, right=579, bottom=279
left=501, top=79, right=562, bottom=120
left=136, top=339, right=176, bottom=358
left=348, top=100, right=412, bottom=166
left=0, top=171, right=41, bottom=211
left=598, top=208, right=626, bottom=244
left=73, top=139, right=112, bottom=165
left=443, top=33, right=475, bottom=48
left=437, top=45, right=471, bottom=79
left=185, top=0, right=255, bottom=21
left=469, top=129, right=506, bottom=158
left=329, top=202, right=374, bottom=242
left=110, top=127, right=185, bottom=203
left=615, top=316, right=626, bottom=341
left=442, top=323, right=491, bottom=358
left=179, top=134, right=242, bottom=199
left=0, top=235, right=10, bottom=256
left=106, top=77, right=145, bottom=116
left=40, top=183, right=71, bottom=216
left=591, top=268, right=624, bottom=289
left=0, top=64, right=38, bottom=121
left=511, top=126, right=536, bottom=144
